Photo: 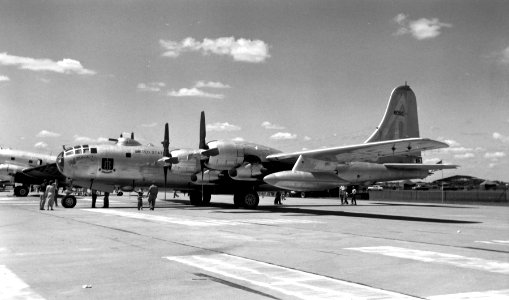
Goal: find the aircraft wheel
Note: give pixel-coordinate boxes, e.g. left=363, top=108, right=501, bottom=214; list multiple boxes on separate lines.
left=233, top=193, right=242, bottom=208
left=242, top=192, right=259, bottom=209
left=202, top=191, right=211, bottom=206
left=61, top=195, right=77, bottom=208
left=189, top=190, right=203, bottom=206
left=14, top=186, right=29, bottom=197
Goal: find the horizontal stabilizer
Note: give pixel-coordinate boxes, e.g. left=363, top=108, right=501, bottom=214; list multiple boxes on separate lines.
left=384, top=163, right=458, bottom=170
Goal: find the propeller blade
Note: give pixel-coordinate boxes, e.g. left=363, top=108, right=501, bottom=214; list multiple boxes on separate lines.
left=162, top=123, right=170, bottom=157
left=201, top=148, right=219, bottom=157
left=199, top=111, right=208, bottom=150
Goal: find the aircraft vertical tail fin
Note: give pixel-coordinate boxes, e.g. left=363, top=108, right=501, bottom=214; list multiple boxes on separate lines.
left=364, top=84, right=420, bottom=143
left=365, top=84, right=422, bottom=163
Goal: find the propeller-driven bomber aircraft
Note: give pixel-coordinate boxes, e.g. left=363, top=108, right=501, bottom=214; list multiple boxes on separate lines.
left=0, top=147, right=64, bottom=196
left=56, top=84, right=456, bottom=209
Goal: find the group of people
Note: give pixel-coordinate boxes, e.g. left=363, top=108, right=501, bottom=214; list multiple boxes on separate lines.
left=39, top=179, right=58, bottom=210
left=273, top=191, right=287, bottom=205
left=137, top=184, right=158, bottom=211
left=339, top=186, right=357, bottom=205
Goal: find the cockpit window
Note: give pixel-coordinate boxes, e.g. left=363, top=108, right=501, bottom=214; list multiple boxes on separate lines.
left=91, top=148, right=97, bottom=154
left=83, top=148, right=89, bottom=154
left=75, top=149, right=82, bottom=154
left=65, top=150, right=73, bottom=156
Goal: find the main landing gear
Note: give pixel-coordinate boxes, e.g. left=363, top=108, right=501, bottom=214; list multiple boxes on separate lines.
left=189, top=190, right=211, bottom=206
left=188, top=190, right=260, bottom=209
left=233, top=191, right=259, bottom=209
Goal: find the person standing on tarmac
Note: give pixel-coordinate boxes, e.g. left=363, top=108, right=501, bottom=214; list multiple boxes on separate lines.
left=91, top=189, right=97, bottom=208
left=137, top=189, right=144, bottom=210
left=45, top=180, right=56, bottom=210
left=147, top=184, right=158, bottom=210
left=103, top=192, right=110, bottom=208
left=274, top=191, right=282, bottom=205
left=351, top=187, right=357, bottom=205
left=39, top=180, right=48, bottom=210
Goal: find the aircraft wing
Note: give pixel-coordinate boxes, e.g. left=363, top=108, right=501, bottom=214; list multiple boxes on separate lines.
left=266, top=138, right=449, bottom=163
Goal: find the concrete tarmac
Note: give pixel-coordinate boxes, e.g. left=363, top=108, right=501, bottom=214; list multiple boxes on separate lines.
left=1, top=191, right=508, bottom=299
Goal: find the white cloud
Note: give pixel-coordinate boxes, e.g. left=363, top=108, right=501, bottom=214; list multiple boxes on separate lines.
left=444, top=139, right=460, bottom=147
left=34, top=141, right=48, bottom=149
left=394, top=14, right=452, bottom=40
left=0, top=75, right=9, bottom=82
left=195, top=81, right=230, bottom=89
left=500, top=46, right=509, bottom=64
left=270, top=132, right=297, bottom=140
left=441, top=146, right=474, bottom=153
left=261, top=121, right=285, bottom=130
left=484, top=152, right=506, bottom=159
left=140, top=122, right=157, bottom=128
left=73, top=135, right=108, bottom=144
left=36, top=130, right=61, bottom=138
left=168, top=87, right=224, bottom=99
left=232, top=137, right=245, bottom=142
left=0, top=52, right=96, bottom=75
left=303, top=136, right=311, bottom=141
left=137, top=82, right=165, bottom=92
left=207, top=122, right=241, bottom=132
left=453, top=153, right=474, bottom=159
left=493, top=132, right=509, bottom=143
left=160, top=37, right=270, bottom=63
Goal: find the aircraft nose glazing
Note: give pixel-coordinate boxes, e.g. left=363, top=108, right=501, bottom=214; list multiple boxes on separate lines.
left=56, top=151, right=65, bottom=174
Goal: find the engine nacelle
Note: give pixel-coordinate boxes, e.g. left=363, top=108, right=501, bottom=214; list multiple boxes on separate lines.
left=205, top=141, right=244, bottom=170
left=263, top=171, right=348, bottom=192
left=228, top=163, right=265, bottom=181
left=191, top=170, right=222, bottom=185
left=0, top=164, right=23, bottom=183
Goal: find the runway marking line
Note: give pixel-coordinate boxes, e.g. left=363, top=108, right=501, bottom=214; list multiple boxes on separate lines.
left=346, top=246, right=509, bottom=275
left=428, top=289, right=509, bottom=299
left=164, top=254, right=420, bottom=300
left=475, top=240, right=509, bottom=246
left=82, top=209, right=322, bottom=227
left=0, top=265, right=45, bottom=300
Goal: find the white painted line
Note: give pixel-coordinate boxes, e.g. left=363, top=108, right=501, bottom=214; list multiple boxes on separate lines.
left=346, top=246, right=509, bottom=275
left=164, top=254, right=419, bottom=300
left=83, top=209, right=322, bottom=227
left=475, top=240, right=509, bottom=246
left=0, top=265, right=45, bottom=300
left=428, top=289, right=509, bottom=299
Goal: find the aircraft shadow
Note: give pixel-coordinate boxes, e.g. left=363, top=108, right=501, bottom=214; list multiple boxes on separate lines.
left=164, top=199, right=480, bottom=224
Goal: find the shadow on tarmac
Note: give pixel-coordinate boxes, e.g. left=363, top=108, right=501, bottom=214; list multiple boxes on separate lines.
left=163, top=199, right=480, bottom=224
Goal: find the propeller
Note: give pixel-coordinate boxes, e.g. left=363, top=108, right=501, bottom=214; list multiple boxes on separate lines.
left=162, top=123, right=170, bottom=201
left=198, top=112, right=208, bottom=200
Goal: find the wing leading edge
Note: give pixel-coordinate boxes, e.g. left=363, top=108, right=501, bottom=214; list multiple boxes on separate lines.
left=267, top=138, right=448, bottom=163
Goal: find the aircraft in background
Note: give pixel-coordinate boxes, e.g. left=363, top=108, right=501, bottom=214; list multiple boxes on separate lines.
left=56, top=84, right=456, bottom=209
left=0, top=147, right=64, bottom=196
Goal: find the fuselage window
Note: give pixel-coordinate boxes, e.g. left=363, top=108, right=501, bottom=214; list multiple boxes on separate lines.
left=91, top=148, right=97, bottom=154
left=126, top=153, right=131, bottom=158
left=11, top=157, right=15, bottom=160
left=29, top=160, right=33, bottom=164
left=38, top=159, right=43, bottom=165
left=102, top=158, right=114, bottom=170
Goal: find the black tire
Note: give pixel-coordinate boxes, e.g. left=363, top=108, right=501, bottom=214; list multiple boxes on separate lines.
left=233, top=193, right=242, bottom=208
left=202, top=191, right=211, bottom=205
left=242, top=192, right=259, bottom=209
left=189, top=190, right=202, bottom=206
left=61, top=195, right=77, bottom=208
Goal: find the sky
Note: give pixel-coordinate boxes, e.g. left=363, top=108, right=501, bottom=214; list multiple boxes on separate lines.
left=1, top=0, right=508, bottom=182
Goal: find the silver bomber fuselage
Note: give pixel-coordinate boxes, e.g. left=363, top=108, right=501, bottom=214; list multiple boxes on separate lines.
left=57, top=143, right=199, bottom=192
